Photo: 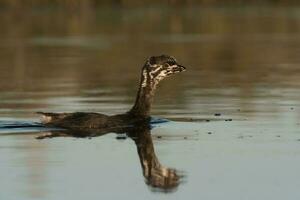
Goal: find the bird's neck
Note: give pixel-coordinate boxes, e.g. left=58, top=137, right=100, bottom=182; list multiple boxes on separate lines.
left=129, top=69, right=157, bottom=117
left=133, top=127, right=162, bottom=179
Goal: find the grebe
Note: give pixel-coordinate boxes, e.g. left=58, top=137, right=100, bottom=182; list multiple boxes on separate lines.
left=38, top=55, right=186, bottom=130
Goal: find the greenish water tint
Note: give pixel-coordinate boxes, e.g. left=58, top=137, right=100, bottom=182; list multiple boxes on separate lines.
left=1, top=5, right=300, bottom=200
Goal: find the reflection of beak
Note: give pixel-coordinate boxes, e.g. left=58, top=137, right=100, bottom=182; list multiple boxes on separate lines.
left=174, top=64, right=186, bottom=73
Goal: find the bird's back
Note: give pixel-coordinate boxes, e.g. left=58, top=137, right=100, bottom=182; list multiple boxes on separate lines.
left=39, top=112, right=109, bottom=129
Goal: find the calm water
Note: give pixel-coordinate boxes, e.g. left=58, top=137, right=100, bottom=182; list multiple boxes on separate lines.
left=1, top=5, right=300, bottom=200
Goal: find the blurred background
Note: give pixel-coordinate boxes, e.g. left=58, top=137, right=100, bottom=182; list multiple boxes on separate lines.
left=1, top=0, right=300, bottom=120
left=1, top=0, right=300, bottom=7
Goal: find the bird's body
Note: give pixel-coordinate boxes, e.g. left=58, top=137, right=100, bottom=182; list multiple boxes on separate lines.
left=38, top=112, right=150, bottom=130
left=38, top=55, right=186, bottom=130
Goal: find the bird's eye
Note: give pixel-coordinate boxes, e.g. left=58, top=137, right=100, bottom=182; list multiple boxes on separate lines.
left=163, top=63, right=169, bottom=68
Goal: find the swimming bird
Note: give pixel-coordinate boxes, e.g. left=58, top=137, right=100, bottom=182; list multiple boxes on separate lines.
left=38, top=55, right=186, bottom=130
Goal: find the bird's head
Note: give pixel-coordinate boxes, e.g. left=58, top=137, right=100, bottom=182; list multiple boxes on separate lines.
left=141, top=55, right=186, bottom=88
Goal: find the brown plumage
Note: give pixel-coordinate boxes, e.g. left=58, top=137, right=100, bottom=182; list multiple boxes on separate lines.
left=38, top=55, right=186, bottom=130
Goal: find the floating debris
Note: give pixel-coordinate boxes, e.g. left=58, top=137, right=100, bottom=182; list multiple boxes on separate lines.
left=238, top=135, right=253, bottom=139
left=116, top=135, right=127, bottom=140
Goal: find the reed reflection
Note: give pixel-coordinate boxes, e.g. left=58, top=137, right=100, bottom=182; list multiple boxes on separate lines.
left=36, top=124, right=184, bottom=193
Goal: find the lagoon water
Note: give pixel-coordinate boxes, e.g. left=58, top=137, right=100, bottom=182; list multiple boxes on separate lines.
left=1, top=5, right=300, bottom=200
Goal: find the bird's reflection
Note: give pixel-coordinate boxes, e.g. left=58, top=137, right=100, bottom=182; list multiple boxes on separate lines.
left=36, top=124, right=184, bottom=192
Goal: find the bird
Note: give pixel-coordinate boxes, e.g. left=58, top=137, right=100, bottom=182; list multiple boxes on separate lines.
left=37, top=55, right=186, bottom=130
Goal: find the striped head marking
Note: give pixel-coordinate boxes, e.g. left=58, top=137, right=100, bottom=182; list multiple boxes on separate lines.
left=141, top=55, right=186, bottom=88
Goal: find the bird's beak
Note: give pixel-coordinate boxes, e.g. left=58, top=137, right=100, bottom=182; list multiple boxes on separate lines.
left=175, top=64, right=186, bottom=72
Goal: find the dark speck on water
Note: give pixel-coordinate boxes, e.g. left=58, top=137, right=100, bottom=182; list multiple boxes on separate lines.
left=207, top=132, right=212, bottom=135
left=116, top=135, right=127, bottom=140
left=214, top=113, right=221, bottom=116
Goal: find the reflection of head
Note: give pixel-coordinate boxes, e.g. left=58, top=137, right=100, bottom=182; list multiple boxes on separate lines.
left=145, top=166, right=181, bottom=192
